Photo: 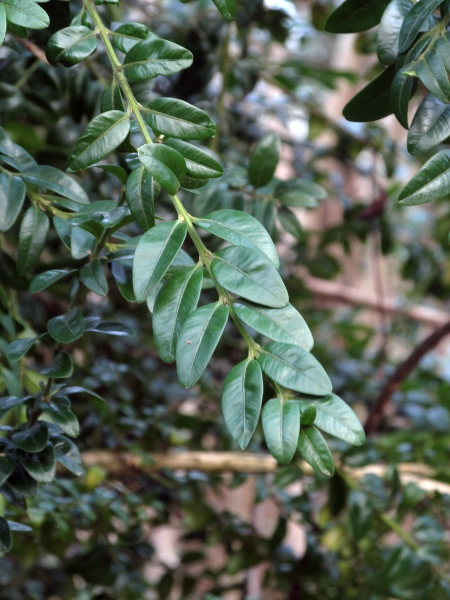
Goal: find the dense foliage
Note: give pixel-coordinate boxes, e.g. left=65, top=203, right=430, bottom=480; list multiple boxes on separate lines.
left=1, top=0, right=450, bottom=598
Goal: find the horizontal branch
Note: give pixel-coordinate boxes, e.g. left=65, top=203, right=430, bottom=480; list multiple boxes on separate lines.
left=78, top=451, right=450, bottom=496
left=303, top=275, right=448, bottom=327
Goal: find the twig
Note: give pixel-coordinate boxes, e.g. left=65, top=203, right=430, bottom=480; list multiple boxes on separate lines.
left=12, top=35, right=48, bottom=65
left=364, top=321, right=450, bottom=435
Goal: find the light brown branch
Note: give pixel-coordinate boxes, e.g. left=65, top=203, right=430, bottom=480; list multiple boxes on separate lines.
left=303, top=275, right=448, bottom=327
left=77, top=451, right=450, bottom=496
left=13, top=35, right=49, bottom=65
left=365, top=321, right=450, bottom=435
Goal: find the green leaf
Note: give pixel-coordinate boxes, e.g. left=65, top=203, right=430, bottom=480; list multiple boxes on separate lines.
left=46, top=25, right=98, bottom=67
left=84, top=317, right=134, bottom=336
left=6, top=520, right=32, bottom=533
left=325, top=0, right=391, bottom=33
left=390, top=66, right=416, bottom=129
left=0, top=482, right=26, bottom=510
left=21, top=165, right=89, bottom=207
left=343, top=67, right=395, bottom=122
left=153, top=265, right=203, bottom=363
left=311, top=393, right=365, bottom=446
left=298, top=402, right=317, bottom=425
left=0, top=396, right=29, bottom=419
left=143, top=98, right=216, bottom=140
left=377, top=0, right=412, bottom=65
left=42, top=398, right=79, bottom=437
left=233, top=302, right=314, bottom=350
left=274, top=178, right=327, bottom=208
left=399, top=0, right=441, bottom=53
left=196, top=209, right=279, bottom=268
left=100, top=79, right=125, bottom=113
left=79, top=259, right=108, bottom=296
left=0, top=5, right=6, bottom=47
left=30, top=268, right=77, bottom=293
left=0, top=456, right=17, bottom=487
left=248, top=133, right=281, bottom=188
left=125, top=166, right=155, bottom=231
left=0, top=127, right=36, bottom=170
left=138, top=143, right=186, bottom=196
left=133, top=220, right=187, bottom=302
left=277, top=206, right=304, bottom=240
left=414, top=51, right=450, bottom=104
left=0, top=174, right=25, bottom=232
left=123, top=38, right=193, bottom=80
left=12, top=421, right=49, bottom=453
left=211, top=246, right=288, bottom=308
left=0, top=518, right=11, bottom=553
left=408, top=95, right=450, bottom=155
left=163, top=139, right=223, bottom=178
left=38, top=352, right=73, bottom=378
left=7, top=337, right=39, bottom=360
left=297, top=426, right=335, bottom=477
left=435, top=31, right=450, bottom=72
left=111, top=22, right=149, bottom=54
left=211, top=0, right=236, bottom=21
left=16, top=442, right=56, bottom=483
left=91, top=163, right=128, bottom=184
left=47, top=307, right=84, bottom=344
left=16, top=206, right=49, bottom=276
left=71, top=226, right=96, bottom=260
left=7, top=468, right=37, bottom=497
left=257, top=342, right=332, bottom=397
left=222, top=358, right=263, bottom=450
left=68, top=111, right=131, bottom=171
left=176, top=302, right=229, bottom=388
left=398, top=149, right=450, bottom=205
left=52, top=434, right=85, bottom=476
left=63, top=386, right=105, bottom=402
left=3, top=0, right=49, bottom=29
left=262, top=398, right=300, bottom=464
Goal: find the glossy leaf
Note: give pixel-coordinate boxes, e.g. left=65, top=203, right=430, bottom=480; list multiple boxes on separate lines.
left=100, top=79, right=125, bottom=113
left=7, top=337, right=39, bottom=360
left=12, top=422, right=49, bottom=453
left=211, top=0, right=236, bottom=21
left=0, top=518, right=11, bottom=553
left=3, top=0, right=49, bottom=29
left=123, top=38, right=193, bottom=80
left=262, top=398, right=300, bottom=464
left=30, top=269, right=77, bottom=293
left=79, top=259, right=108, bottom=296
left=138, top=143, right=186, bottom=196
left=343, top=67, right=395, bottom=122
left=398, top=0, right=441, bottom=53
left=233, top=302, right=314, bottom=350
left=46, top=26, right=98, bottom=67
left=0, top=456, right=16, bottom=487
left=390, top=66, right=415, bottom=129
left=399, top=150, right=450, bottom=205
left=42, top=399, right=79, bottom=437
left=0, top=5, right=6, bottom=47
left=298, top=426, right=335, bottom=477
left=0, top=174, right=26, bottom=232
left=257, top=342, right=332, bottom=396
left=91, top=163, right=128, bottom=184
left=211, top=246, right=288, bottom=308
left=21, top=165, right=89, bottom=207
left=298, top=402, right=317, bottom=425
left=222, top=358, right=263, bottom=450
left=68, top=111, right=130, bottom=171
left=38, top=352, right=73, bottom=378
left=0, top=396, right=29, bottom=419
left=153, top=265, right=203, bottom=363
left=248, top=133, right=281, bottom=188
left=84, top=317, right=135, bottom=337
left=274, top=178, right=327, bottom=208
left=414, top=51, right=450, bottom=104
left=164, top=138, right=223, bottom=178
left=312, top=393, right=365, bottom=446
left=408, top=95, right=450, bottom=155
left=8, top=468, right=37, bottom=497
left=125, top=166, right=155, bottom=231
left=111, top=22, right=149, bottom=54
left=143, top=98, right=216, bottom=140
left=176, top=302, right=229, bottom=388
left=16, top=206, right=49, bottom=275
left=377, top=0, right=411, bottom=65
left=16, top=442, right=56, bottom=483
left=325, top=0, right=391, bottom=33
left=278, top=206, right=304, bottom=240
left=196, top=209, right=279, bottom=268
left=133, top=220, right=187, bottom=302
left=52, top=434, right=85, bottom=476
left=47, top=307, right=84, bottom=344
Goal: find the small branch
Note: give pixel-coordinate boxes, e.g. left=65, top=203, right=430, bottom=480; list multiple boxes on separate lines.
left=77, top=451, right=450, bottom=495
left=13, top=35, right=49, bottom=65
left=364, top=321, right=450, bottom=435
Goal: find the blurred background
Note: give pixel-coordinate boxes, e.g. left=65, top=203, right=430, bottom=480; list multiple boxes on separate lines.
left=1, top=0, right=450, bottom=598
